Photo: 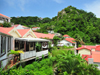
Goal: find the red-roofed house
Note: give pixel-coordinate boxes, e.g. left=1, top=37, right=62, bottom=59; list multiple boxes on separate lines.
left=63, top=34, right=70, bottom=38
left=82, top=51, right=100, bottom=70
left=0, top=13, right=11, bottom=23
left=32, top=27, right=40, bottom=31
left=57, top=37, right=76, bottom=48
left=76, top=45, right=97, bottom=55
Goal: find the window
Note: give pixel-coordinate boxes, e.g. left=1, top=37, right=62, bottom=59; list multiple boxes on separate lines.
left=20, top=41, right=24, bottom=50
left=1, top=35, right=6, bottom=56
left=15, top=40, right=19, bottom=51
left=8, top=37, right=11, bottom=52
left=29, top=42, right=35, bottom=51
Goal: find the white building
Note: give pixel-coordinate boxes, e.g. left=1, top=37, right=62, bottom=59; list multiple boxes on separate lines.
left=0, top=13, right=11, bottom=23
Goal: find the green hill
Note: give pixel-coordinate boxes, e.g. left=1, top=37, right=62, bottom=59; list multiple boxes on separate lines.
left=11, top=6, right=100, bottom=44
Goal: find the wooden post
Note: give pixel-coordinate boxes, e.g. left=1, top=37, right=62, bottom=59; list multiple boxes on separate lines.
left=24, top=41, right=26, bottom=52
left=41, top=42, right=43, bottom=51
left=18, top=41, right=20, bottom=50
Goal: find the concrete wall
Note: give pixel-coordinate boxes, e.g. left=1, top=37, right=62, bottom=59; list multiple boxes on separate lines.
left=0, top=20, right=4, bottom=23
left=36, top=50, right=48, bottom=57
left=78, top=49, right=91, bottom=55
left=92, top=49, right=95, bottom=51
left=20, top=50, right=36, bottom=60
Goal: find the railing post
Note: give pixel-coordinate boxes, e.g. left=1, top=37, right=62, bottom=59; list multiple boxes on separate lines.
left=0, top=60, right=1, bottom=68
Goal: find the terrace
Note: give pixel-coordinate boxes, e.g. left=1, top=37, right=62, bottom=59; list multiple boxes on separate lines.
left=0, top=38, right=49, bottom=70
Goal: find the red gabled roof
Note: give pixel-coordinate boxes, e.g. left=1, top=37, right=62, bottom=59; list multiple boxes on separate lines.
left=0, top=13, right=10, bottom=19
left=63, top=34, right=70, bottom=37
left=92, top=51, right=100, bottom=62
left=95, top=45, right=100, bottom=51
left=1, top=27, right=14, bottom=32
left=82, top=45, right=96, bottom=49
left=76, top=45, right=96, bottom=51
left=17, top=29, right=30, bottom=37
left=76, top=46, right=91, bottom=51
left=65, top=38, right=75, bottom=43
left=82, top=55, right=92, bottom=61
left=34, top=32, right=55, bottom=39
left=0, top=27, right=11, bottom=35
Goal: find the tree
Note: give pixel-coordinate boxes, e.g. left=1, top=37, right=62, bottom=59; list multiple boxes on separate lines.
left=53, top=36, right=61, bottom=46
left=2, top=22, right=11, bottom=27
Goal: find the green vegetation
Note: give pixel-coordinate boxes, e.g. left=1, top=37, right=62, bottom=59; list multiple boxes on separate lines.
left=0, top=22, right=11, bottom=27
left=11, top=6, right=100, bottom=44
left=1, top=48, right=100, bottom=75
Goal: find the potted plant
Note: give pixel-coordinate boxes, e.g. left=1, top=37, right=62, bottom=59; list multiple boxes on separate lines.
left=8, top=50, right=24, bottom=64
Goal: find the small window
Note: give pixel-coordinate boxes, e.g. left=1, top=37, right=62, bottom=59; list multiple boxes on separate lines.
left=8, top=37, right=11, bottom=52
left=1, top=35, right=6, bottom=56
left=29, top=42, right=34, bottom=51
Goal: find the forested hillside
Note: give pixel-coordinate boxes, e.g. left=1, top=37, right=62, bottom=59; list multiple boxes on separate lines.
left=11, top=6, right=100, bottom=44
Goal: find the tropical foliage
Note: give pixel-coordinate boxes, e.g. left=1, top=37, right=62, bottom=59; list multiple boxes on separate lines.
left=1, top=49, right=100, bottom=75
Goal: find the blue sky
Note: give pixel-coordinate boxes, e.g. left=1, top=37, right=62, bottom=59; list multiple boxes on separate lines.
left=0, top=0, right=100, bottom=18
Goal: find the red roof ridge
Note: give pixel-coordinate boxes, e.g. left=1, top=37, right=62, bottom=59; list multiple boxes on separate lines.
left=0, top=13, right=11, bottom=19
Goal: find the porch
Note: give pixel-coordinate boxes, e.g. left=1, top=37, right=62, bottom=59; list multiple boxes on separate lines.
left=15, top=38, right=49, bottom=61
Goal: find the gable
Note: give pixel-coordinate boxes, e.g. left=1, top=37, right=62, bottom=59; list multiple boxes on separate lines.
left=9, top=29, right=20, bottom=38
left=23, top=30, right=36, bottom=38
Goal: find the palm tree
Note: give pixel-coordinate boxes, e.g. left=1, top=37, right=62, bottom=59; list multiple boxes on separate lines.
left=74, top=34, right=85, bottom=47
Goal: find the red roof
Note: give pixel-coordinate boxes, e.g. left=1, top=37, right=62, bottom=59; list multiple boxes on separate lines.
left=1, top=27, right=14, bottom=32
left=76, top=46, right=91, bottom=51
left=76, top=45, right=96, bottom=51
left=65, top=38, right=75, bottom=43
left=34, top=32, right=55, bottom=39
left=95, top=45, right=100, bottom=51
left=0, top=13, right=10, bottom=19
left=17, top=29, right=30, bottom=37
left=0, top=27, right=11, bottom=35
left=92, top=51, right=100, bottom=62
left=82, top=45, right=96, bottom=49
left=63, top=34, right=70, bottom=37
left=82, top=55, right=92, bottom=61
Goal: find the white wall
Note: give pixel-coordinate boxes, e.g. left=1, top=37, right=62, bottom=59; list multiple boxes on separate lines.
left=0, top=20, right=4, bottom=23
left=58, top=40, right=73, bottom=46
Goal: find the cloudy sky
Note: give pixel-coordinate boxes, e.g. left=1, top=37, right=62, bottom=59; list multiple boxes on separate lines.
left=0, top=0, right=100, bottom=18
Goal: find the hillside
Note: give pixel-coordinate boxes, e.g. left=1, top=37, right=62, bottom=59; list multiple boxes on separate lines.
left=38, top=6, right=100, bottom=44
left=11, top=6, right=100, bottom=44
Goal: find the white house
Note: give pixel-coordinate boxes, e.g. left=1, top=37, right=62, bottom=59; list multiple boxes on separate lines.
left=32, top=27, right=40, bottom=31
left=57, top=38, right=76, bottom=48
left=0, top=13, right=11, bottom=23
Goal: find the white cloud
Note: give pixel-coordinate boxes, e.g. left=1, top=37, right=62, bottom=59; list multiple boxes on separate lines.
left=4, top=0, right=35, bottom=11
left=53, top=0, right=64, bottom=3
left=84, top=0, right=100, bottom=18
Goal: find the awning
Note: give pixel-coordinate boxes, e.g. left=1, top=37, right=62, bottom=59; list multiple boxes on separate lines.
left=15, top=38, right=50, bottom=42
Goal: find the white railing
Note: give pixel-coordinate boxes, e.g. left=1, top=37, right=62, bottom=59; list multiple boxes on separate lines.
left=36, top=50, right=48, bottom=57
left=20, top=50, right=36, bottom=60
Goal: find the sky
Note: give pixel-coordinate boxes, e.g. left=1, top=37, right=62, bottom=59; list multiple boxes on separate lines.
left=0, top=0, right=100, bottom=18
